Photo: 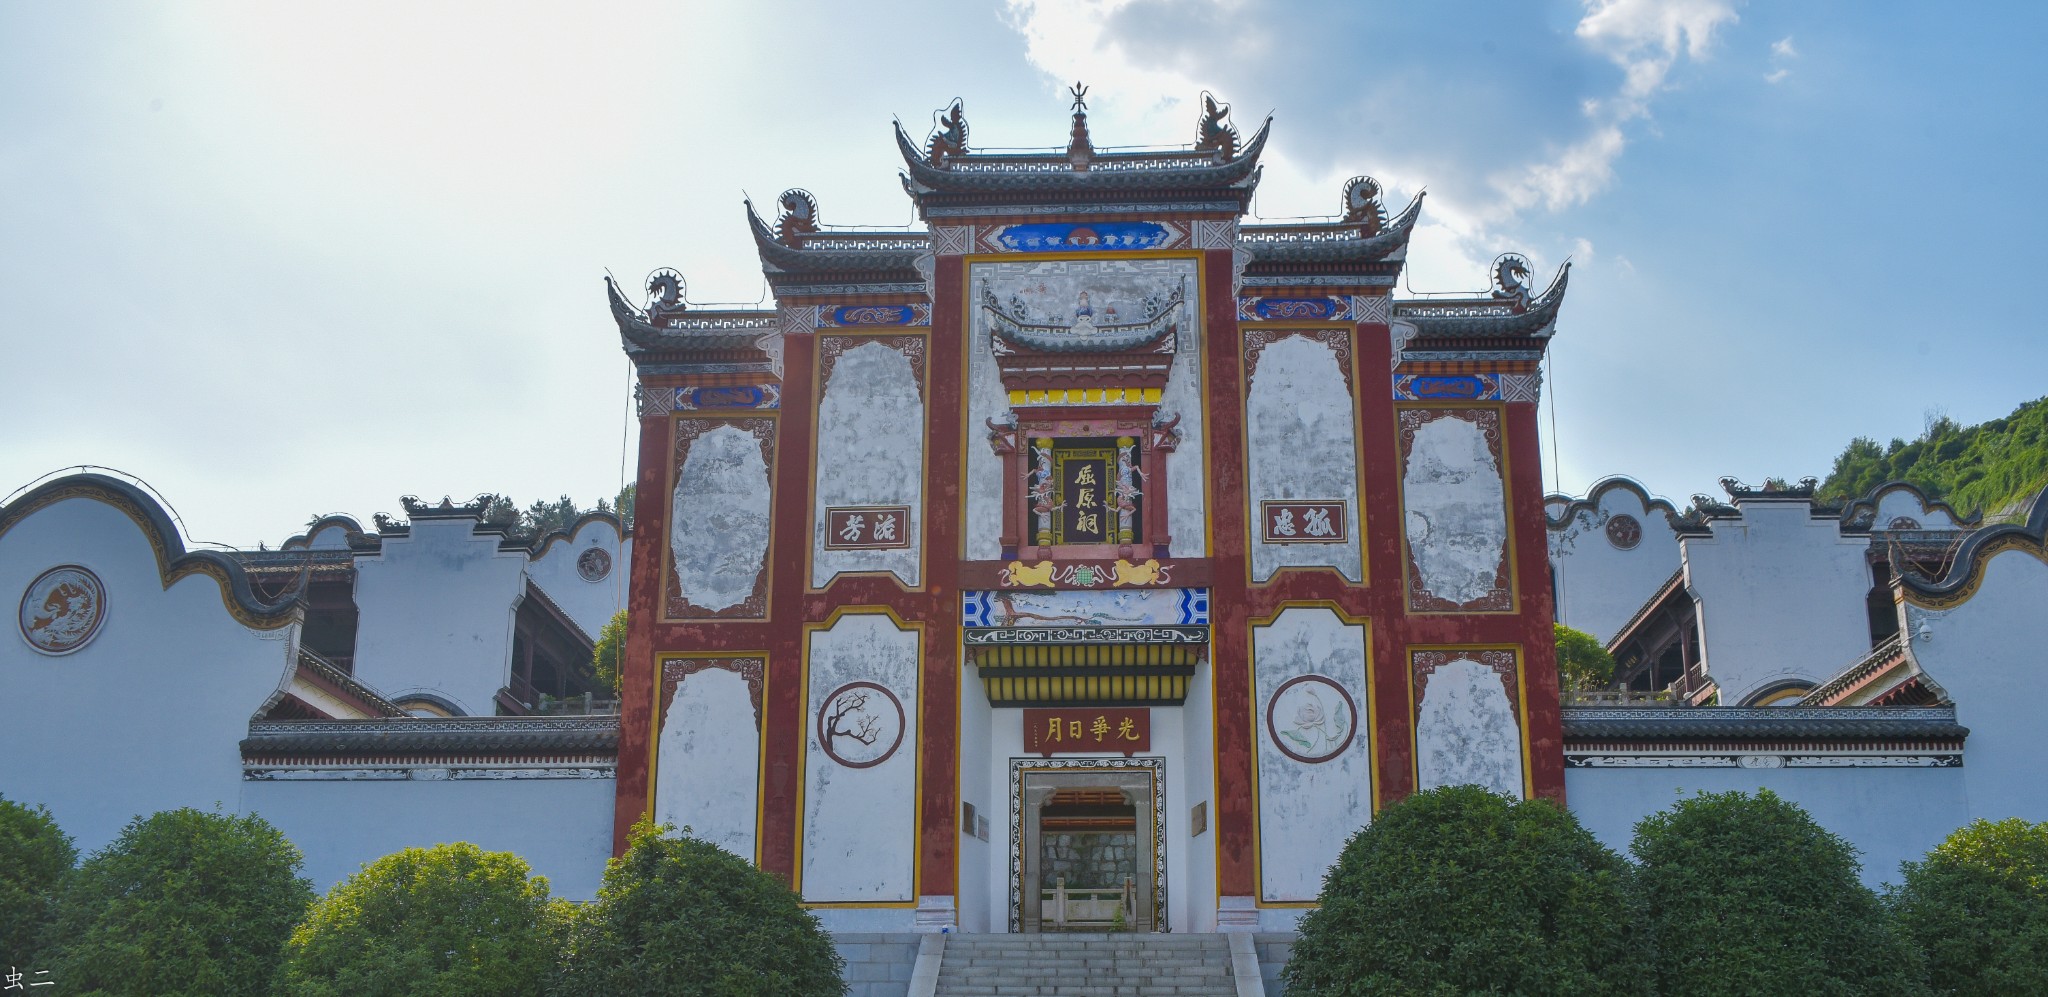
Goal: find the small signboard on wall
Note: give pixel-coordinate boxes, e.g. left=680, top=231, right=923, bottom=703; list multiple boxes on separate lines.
left=1023, top=707, right=1151, bottom=756
left=1260, top=500, right=1347, bottom=544
left=824, top=506, right=912, bottom=549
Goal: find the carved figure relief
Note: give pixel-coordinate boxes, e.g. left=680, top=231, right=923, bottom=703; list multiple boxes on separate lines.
left=1604, top=514, right=1642, bottom=551
left=576, top=546, right=612, bottom=582
left=19, top=565, right=105, bottom=655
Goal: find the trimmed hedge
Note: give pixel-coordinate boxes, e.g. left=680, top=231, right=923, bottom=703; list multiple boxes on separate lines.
left=555, top=822, right=844, bottom=997
left=1632, top=789, right=1925, bottom=997
left=1890, top=817, right=2048, bottom=996
left=277, top=842, right=568, bottom=997
left=42, top=808, right=315, bottom=997
left=1282, top=784, right=1652, bottom=996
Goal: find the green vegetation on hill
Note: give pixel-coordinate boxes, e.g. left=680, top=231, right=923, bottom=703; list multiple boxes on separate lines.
left=1817, top=396, right=2048, bottom=520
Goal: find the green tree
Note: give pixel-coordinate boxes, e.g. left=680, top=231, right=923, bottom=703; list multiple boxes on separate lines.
left=557, top=821, right=845, bottom=997
left=0, top=795, right=75, bottom=968
left=1554, top=623, right=1615, bottom=691
left=43, top=808, right=315, bottom=997
left=1632, top=790, right=1925, bottom=997
left=1282, top=785, right=1652, bottom=997
left=611, top=484, right=636, bottom=524
left=593, top=609, right=628, bottom=695
left=1816, top=395, right=2048, bottom=519
left=1890, top=817, right=2048, bottom=996
left=277, top=842, right=567, bottom=997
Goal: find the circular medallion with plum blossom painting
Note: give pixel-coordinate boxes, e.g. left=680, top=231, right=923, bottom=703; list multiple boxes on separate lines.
left=816, top=681, right=905, bottom=769
left=19, top=565, right=106, bottom=655
left=576, top=546, right=612, bottom=582
left=1266, top=674, right=1357, bottom=764
left=1605, top=514, right=1643, bottom=550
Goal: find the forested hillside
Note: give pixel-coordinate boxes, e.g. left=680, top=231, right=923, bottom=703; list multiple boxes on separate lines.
left=1816, top=396, right=2048, bottom=520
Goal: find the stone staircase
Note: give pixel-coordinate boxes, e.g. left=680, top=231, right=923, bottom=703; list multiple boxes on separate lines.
left=931, top=932, right=1242, bottom=996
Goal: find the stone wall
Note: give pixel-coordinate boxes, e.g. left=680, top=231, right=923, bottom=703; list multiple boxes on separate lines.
left=831, top=932, right=922, bottom=997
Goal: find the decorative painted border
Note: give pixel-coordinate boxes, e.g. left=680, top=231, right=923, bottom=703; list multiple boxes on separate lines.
left=817, top=335, right=928, bottom=397
left=1235, top=295, right=1383, bottom=323
left=818, top=304, right=932, bottom=328
left=1396, top=405, right=1516, bottom=614
left=1392, top=373, right=1540, bottom=403
left=959, top=588, right=1210, bottom=628
left=1243, top=328, right=1354, bottom=392
left=664, top=416, right=778, bottom=620
left=962, top=625, right=1208, bottom=645
left=1006, top=755, right=1167, bottom=934
left=1258, top=501, right=1348, bottom=544
left=658, top=657, right=765, bottom=732
left=980, top=221, right=1188, bottom=254
left=1237, top=323, right=1370, bottom=589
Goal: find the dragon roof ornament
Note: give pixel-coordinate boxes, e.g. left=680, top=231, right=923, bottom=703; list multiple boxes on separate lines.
left=981, top=279, right=1184, bottom=354
left=743, top=201, right=927, bottom=279
left=927, top=98, right=968, bottom=165
left=776, top=189, right=819, bottom=246
left=1194, top=92, right=1239, bottom=160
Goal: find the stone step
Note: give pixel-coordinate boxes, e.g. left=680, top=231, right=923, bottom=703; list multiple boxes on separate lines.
left=933, top=933, right=1240, bottom=997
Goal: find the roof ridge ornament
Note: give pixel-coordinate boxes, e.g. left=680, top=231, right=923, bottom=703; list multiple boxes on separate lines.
left=1194, top=91, right=1239, bottom=160
left=1490, top=253, right=1534, bottom=306
left=776, top=189, right=819, bottom=247
left=645, top=268, right=687, bottom=321
left=1066, top=81, right=1093, bottom=170
left=927, top=99, right=968, bottom=167
left=1342, top=176, right=1385, bottom=234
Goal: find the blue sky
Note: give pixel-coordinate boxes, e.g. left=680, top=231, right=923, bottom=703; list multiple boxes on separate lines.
left=3, top=1, right=2043, bottom=546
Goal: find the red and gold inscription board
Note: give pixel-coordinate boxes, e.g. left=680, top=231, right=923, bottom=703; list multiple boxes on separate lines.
left=1023, top=707, right=1151, bottom=756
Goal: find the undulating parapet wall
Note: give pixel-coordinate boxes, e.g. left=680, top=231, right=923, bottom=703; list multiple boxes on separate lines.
left=1545, top=477, right=1684, bottom=644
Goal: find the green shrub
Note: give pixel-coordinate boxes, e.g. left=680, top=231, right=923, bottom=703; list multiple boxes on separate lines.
left=42, top=808, right=315, bottom=997
left=277, top=842, right=569, bottom=997
left=1890, top=817, right=2048, bottom=996
left=1555, top=623, right=1616, bottom=691
left=1282, top=785, right=1651, bottom=997
left=1632, top=790, right=1925, bottom=996
left=556, top=821, right=844, bottom=997
left=0, top=795, right=75, bottom=968
left=593, top=609, right=627, bottom=695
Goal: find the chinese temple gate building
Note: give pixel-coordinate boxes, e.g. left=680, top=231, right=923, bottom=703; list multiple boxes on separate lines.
left=606, top=90, right=1570, bottom=933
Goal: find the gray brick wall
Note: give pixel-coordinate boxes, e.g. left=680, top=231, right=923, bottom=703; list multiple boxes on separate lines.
left=832, top=932, right=923, bottom=997
left=1255, top=933, right=1297, bottom=996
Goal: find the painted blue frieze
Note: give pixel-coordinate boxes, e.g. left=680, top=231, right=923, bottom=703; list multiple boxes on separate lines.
left=962, top=588, right=1210, bottom=628
left=994, top=222, right=1172, bottom=252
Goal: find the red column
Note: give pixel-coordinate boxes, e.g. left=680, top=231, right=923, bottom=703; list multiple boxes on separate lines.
left=613, top=407, right=672, bottom=854
left=1201, top=248, right=1256, bottom=900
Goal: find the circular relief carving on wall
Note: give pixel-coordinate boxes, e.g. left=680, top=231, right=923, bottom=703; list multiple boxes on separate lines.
left=19, top=565, right=106, bottom=655
left=1266, top=674, right=1357, bottom=764
left=1605, top=514, right=1643, bottom=550
left=816, top=681, right=905, bottom=769
left=576, top=546, right=612, bottom=582
left=1887, top=516, right=1922, bottom=531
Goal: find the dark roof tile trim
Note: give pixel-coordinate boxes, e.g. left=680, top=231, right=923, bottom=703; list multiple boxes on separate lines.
left=241, top=717, right=618, bottom=756
left=1562, top=706, right=1966, bottom=742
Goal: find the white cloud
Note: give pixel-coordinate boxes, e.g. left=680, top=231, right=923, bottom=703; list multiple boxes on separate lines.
left=1767, top=34, right=1798, bottom=83
left=1496, top=0, right=1737, bottom=212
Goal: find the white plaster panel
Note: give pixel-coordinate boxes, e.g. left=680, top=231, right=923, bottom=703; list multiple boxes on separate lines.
left=1415, top=659, right=1524, bottom=798
left=1253, top=608, right=1371, bottom=902
left=0, top=496, right=297, bottom=856
left=1905, top=550, right=2048, bottom=825
left=244, top=776, right=615, bottom=900
left=801, top=614, right=919, bottom=903
left=1683, top=500, right=1872, bottom=704
left=352, top=518, right=529, bottom=716
left=1566, top=764, right=1968, bottom=889
left=1874, top=488, right=1961, bottom=531
left=965, top=258, right=1205, bottom=560
left=671, top=425, right=771, bottom=612
left=1547, top=484, right=1683, bottom=644
left=655, top=667, right=759, bottom=859
left=527, top=519, right=629, bottom=639
left=1246, top=336, right=1362, bottom=581
left=812, top=341, right=924, bottom=587
left=1403, top=414, right=1508, bottom=607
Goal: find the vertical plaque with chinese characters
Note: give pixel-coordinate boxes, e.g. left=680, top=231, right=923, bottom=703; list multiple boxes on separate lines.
left=1054, top=443, right=1114, bottom=545
left=1260, top=500, right=1348, bottom=544
left=1022, top=707, right=1151, bottom=756
left=824, top=506, right=913, bottom=549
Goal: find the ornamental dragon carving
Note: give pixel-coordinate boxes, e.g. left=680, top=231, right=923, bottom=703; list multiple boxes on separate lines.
left=928, top=98, right=969, bottom=165
left=1193, top=91, right=1239, bottom=159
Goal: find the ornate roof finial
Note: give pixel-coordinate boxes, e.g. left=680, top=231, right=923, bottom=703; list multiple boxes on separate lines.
left=1341, top=176, right=1385, bottom=234
left=1490, top=253, right=1534, bottom=305
left=927, top=99, right=968, bottom=166
left=1066, top=81, right=1094, bottom=169
left=776, top=188, right=819, bottom=246
left=1193, top=91, right=1239, bottom=160
left=645, top=268, right=687, bottom=321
